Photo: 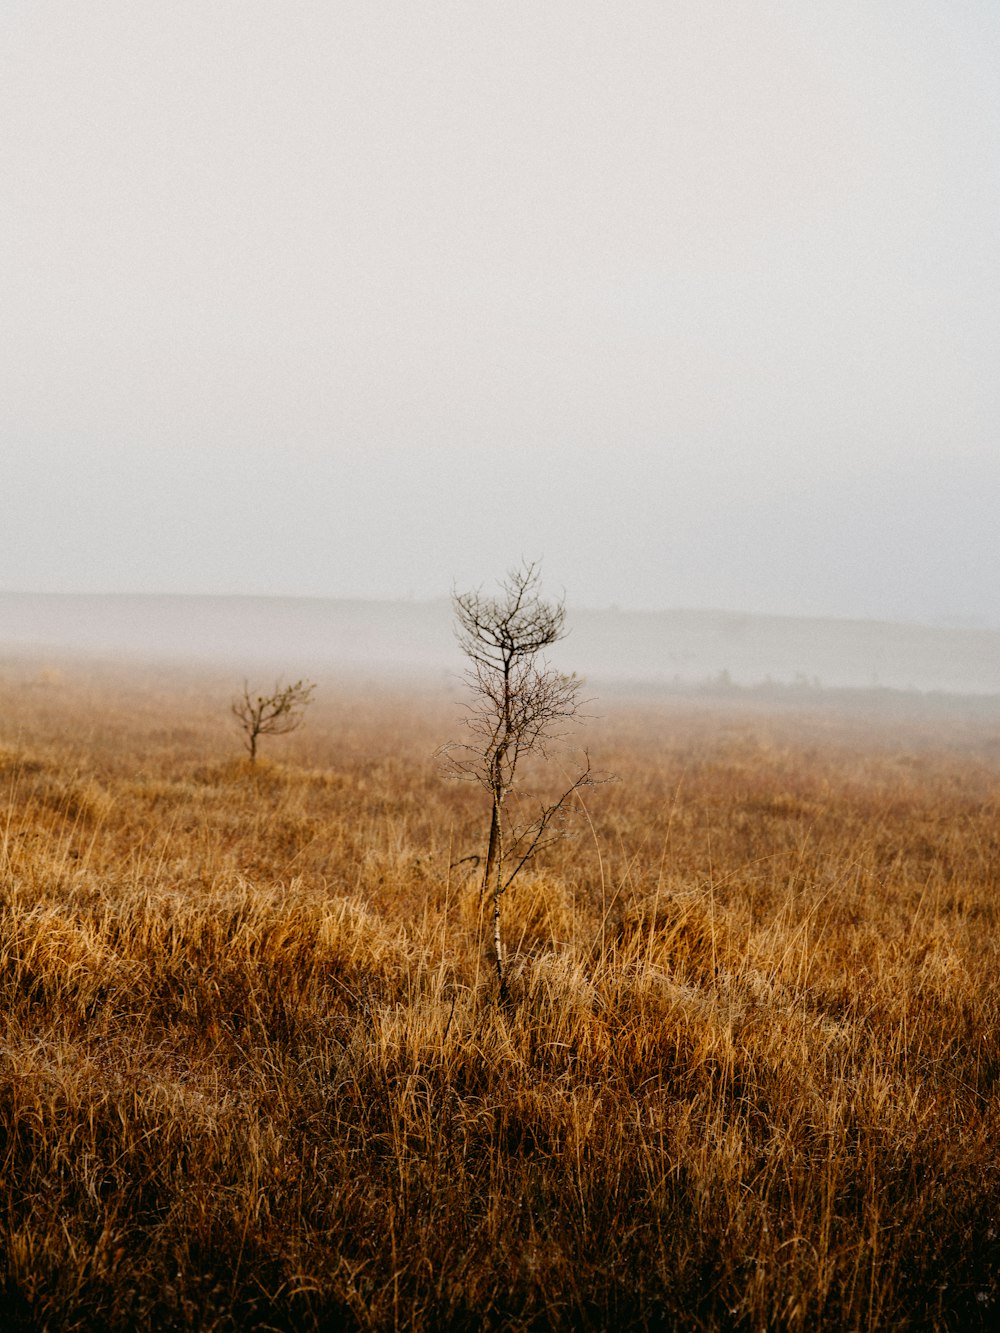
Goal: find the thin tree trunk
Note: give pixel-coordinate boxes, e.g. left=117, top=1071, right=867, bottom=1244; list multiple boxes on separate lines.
left=493, top=884, right=505, bottom=997
left=485, top=795, right=507, bottom=999
left=481, top=797, right=500, bottom=897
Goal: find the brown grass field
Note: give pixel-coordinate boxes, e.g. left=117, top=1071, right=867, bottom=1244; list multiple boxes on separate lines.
left=0, top=657, right=998, bottom=1330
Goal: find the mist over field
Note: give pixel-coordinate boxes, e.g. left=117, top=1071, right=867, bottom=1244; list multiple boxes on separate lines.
left=2, top=5, right=1000, bottom=1326
left=3, top=591, right=1000, bottom=698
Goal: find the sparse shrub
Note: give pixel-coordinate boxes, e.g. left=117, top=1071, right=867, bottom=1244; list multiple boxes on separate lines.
left=231, top=678, right=315, bottom=763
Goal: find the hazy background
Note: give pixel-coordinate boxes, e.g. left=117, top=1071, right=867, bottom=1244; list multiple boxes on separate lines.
left=6, top=592, right=1000, bottom=696
left=2, top=1, right=998, bottom=626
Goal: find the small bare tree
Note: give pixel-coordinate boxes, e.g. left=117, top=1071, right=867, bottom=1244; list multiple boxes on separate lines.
left=448, top=561, right=592, bottom=997
left=231, top=678, right=315, bottom=763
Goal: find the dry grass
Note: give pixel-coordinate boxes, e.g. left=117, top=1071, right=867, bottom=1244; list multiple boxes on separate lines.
left=0, top=658, right=998, bottom=1330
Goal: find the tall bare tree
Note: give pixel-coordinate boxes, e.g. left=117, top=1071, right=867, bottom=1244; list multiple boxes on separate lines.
left=231, top=679, right=315, bottom=763
left=449, top=561, right=591, bottom=996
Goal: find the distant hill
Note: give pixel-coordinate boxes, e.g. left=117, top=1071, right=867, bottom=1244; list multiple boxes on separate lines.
left=0, top=592, right=456, bottom=675
left=2, top=591, right=999, bottom=696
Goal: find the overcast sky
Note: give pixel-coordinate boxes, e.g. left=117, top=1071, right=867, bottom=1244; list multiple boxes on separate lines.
left=2, top=1, right=997, bottom=625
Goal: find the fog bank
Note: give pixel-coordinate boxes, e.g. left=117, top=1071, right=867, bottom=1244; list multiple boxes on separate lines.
left=3, top=593, right=999, bottom=697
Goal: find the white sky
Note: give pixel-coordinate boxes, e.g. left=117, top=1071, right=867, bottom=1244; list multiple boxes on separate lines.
left=2, top=1, right=998, bottom=624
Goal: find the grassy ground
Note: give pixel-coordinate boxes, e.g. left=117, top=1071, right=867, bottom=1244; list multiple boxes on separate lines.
left=0, top=658, right=998, bottom=1330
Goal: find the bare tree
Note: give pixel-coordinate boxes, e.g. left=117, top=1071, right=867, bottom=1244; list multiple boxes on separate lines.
left=448, top=561, right=592, bottom=997
left=231, top=679, right=315, bottom=763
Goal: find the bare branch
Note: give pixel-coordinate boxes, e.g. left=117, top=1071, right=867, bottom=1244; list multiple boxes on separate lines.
left=500, top=757, right=594, bottom=893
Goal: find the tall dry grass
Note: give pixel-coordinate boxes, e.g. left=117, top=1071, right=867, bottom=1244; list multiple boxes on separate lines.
left=0, top=659, right=998, bottom=1329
